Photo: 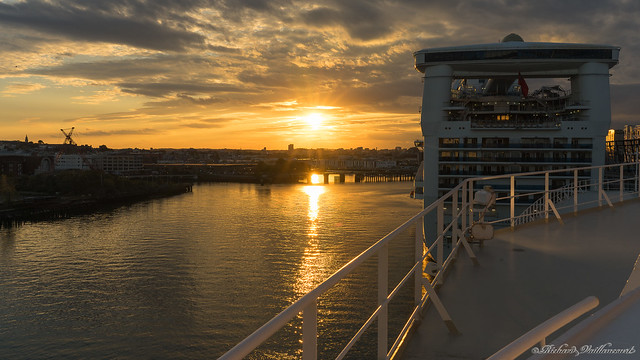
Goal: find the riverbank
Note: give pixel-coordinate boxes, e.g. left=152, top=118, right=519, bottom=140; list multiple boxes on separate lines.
left=0, top=170, right=192, bottom=228
left=0, top=186, right=192, bottom=229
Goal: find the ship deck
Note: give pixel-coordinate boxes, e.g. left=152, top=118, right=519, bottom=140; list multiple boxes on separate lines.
left=401, top=197, right=640, bottom=359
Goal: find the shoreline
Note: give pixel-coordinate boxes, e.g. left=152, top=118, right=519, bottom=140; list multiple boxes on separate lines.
left=0, top=184, right=192, bottom=229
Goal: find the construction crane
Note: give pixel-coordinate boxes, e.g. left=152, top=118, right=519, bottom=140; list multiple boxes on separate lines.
left=60, top=127, right=76, bottom=145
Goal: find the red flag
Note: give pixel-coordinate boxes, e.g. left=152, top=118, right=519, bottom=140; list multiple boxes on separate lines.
left=518, top=72, right=528, bottom=97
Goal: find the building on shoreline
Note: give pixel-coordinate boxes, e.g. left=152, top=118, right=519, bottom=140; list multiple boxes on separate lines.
left=0, top=140, right=420, bottom=180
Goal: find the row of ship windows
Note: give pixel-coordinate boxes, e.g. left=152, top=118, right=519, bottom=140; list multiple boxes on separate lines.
left=439, top=151, right=591, bottom=157
left=439, top=137, right=592, bottom=147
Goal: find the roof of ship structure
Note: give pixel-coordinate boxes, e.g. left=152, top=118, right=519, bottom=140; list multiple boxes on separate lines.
left=414, top=34, right=620, bottom=77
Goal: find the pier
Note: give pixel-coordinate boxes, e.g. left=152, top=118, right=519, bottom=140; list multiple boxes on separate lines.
left=144, top=163, right=417, bottom=184
left=309, top=171, right=415, bottom=184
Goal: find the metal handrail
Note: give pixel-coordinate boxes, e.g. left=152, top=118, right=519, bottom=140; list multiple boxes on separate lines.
left=513, top=179, right=589, bottom=226
left=219, top=161, right=640, bottom=360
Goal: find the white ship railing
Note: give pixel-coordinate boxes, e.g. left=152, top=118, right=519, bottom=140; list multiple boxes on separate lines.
left=511, top=179, right=589, bottom=227
left=218, top=162, right=640, bottom=360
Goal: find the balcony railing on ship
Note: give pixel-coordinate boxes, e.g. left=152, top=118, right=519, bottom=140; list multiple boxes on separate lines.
left=438, top=156, right=592, bottom=163
left=438, top=142, right=593, bottom=149
left=219, top=162, right=640, bottom=360
left=469, top=118, right=562, bottom=129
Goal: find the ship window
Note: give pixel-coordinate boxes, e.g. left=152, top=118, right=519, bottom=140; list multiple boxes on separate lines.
left=439, top=138, right=460, bottom=146
left=482, top=137, right=509, bottom=147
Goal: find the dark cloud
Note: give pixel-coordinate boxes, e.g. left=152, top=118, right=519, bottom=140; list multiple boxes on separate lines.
left=214, top=0, right=293, bottom=22
left=119, top=82, right=245, bottom=97
left=0, top=0, right=207, bottom=51
left=207, top=45, right=242, bottom=53
left=27, top=55, right=224, bottom=81
left=80, top=128, right=161, bottom=136
left=301, top=0, right=392, bottom=41
left=30, top=59, right=167, bottom=80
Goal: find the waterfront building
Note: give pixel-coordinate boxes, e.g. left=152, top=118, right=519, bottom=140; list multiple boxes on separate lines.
left=92, top=152, right=143, bottom=175
left=0, top=155, right=26, bottom=176
left=607, top=129, right=624, bottom=142
left=0, top=154, right=54, bottom=176
left=624, top=124, right=640, bottom=140
left=54, top=152, right=143, bottom=175
left=607, top=126, right=640, bottom=164
left=55, top=154, right=91, bottom=171
left=413, top=34, right=620, bottom=206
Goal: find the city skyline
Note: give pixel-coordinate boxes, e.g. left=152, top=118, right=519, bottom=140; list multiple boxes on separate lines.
left=2, top=0, right=640, bottom=149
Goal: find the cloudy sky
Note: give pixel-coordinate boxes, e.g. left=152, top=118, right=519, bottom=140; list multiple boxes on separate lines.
left=1, top=0, right=639, bottom=149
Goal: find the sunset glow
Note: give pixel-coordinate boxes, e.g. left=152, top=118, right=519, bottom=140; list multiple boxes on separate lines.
left=0, top=1, right=638, bottom=149
left=304, top=113, right=325, bottom=130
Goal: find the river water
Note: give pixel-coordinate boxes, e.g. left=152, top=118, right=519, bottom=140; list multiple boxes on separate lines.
left=0, top=182, right=423, bottom=359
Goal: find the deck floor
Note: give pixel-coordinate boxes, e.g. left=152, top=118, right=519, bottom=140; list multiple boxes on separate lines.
left=401, top=198, right=640, bottom=359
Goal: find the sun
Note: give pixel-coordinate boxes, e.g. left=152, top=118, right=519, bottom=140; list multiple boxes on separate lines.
left=304, top=113, right=324, bottom=130
left=310, top=174, right=322, bottom=184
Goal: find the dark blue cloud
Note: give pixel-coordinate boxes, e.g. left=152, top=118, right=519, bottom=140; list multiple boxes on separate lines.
left=0, top=0, right=208, bottom=51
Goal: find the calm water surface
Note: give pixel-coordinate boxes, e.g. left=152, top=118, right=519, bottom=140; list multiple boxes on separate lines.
left=0, top=182, right=422, bottom=359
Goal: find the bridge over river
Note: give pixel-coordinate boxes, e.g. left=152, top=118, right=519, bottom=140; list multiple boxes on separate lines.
left=140, top=163, right=416, bottom=184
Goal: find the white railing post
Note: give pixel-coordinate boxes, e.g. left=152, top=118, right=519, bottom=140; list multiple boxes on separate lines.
left=415, top=219, right=423, bottom=307
left=620, top=165, right=624, bottom=202
left=378, top=243, right=389, bottom=360
left=303, top=300, right=318, bottom=360
left=637, top=158, right=640, bottom=197
left=574, top=169, right=578, bottom=214
left=636, top=156, right=640, bottom=198
left=468, top=180, right=474, bottom=226
left=461, top=182, right=467, bottom=231
left=544, top=173, right=549, bottom=220
left=452, top=188, right=459, bottom=248
left=598, top=167, right=603, bottom=207
left=510, top=176, right=515, bottom=228
left=437, top=201, right=444, bottom=282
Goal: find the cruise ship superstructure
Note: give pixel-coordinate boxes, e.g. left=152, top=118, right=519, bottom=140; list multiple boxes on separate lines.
left=414, top=34, right=620, bottom=206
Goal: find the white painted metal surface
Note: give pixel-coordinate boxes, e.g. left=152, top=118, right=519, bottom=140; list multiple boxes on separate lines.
left=488, top=297, right=599, bottom=360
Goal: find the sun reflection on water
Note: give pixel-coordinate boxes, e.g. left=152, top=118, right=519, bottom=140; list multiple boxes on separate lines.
left=303, top=185, right=325, bottom=235
left=295, top=185, right=328, bottom=296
